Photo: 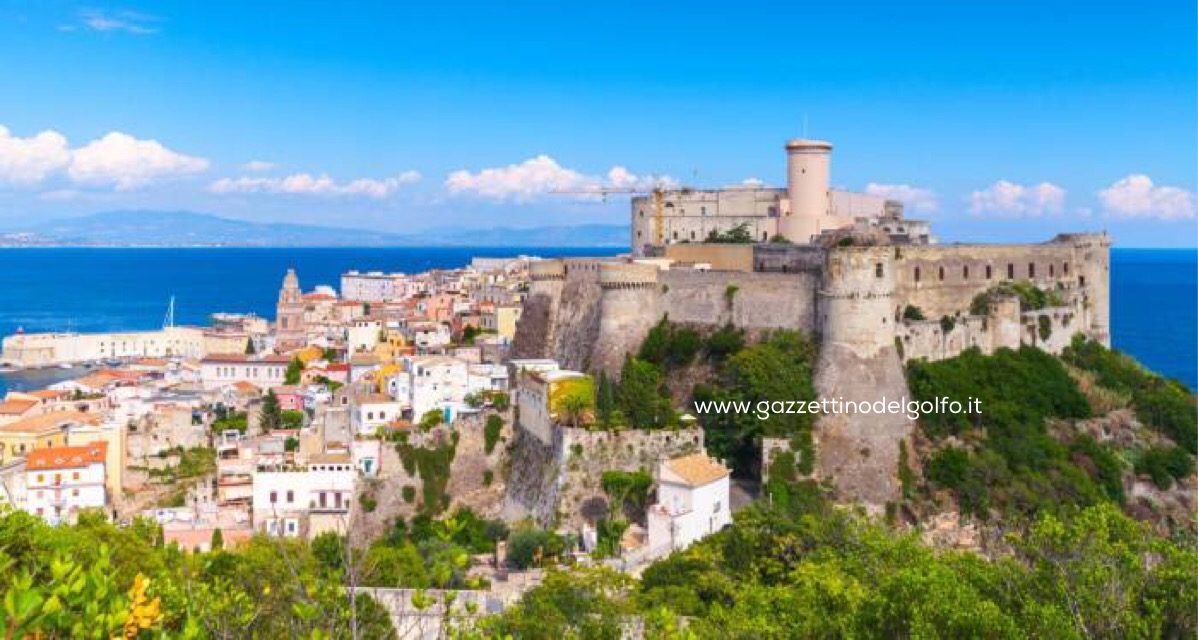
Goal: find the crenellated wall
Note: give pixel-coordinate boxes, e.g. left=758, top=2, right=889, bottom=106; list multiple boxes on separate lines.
left=510, top=232, right=1111, bottom=510
left=892, top=233, right=1110, bottom=346
left=513, top=258, right=821, bottom=376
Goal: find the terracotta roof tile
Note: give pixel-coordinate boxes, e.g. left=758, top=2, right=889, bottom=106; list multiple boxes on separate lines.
left=665, top=453, right=729, bottom=487
left=26, top=442, right=108, bottom=470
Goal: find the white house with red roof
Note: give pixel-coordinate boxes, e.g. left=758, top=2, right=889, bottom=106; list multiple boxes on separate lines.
left=24, top=442, right=108, bottom=525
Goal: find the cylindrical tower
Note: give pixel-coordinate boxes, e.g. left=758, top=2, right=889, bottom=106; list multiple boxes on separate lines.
left=781, top=139, right=832, bottom=245
left=818, top=246, right=896, bottom=357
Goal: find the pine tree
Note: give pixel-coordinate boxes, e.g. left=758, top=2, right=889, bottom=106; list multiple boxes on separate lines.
left=260, top=389, right=282, bottom=433
left=244, top=337, right=256, bottom=355
left=596, top=371, right=615, bottom=428
left=284, top=356, right=303, bottom=384
left=210, top=527, right=224, bottom=551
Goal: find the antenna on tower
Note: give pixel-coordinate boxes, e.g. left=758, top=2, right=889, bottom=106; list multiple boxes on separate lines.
left=163, top=296, right=175, bottom=329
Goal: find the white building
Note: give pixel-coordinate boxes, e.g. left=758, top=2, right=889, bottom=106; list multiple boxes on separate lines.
left=391, top=355, right=471, bottom=422
left=406, top=322, right=451, bottom=351
left=347, top=319, right=383, bottom=353
left=252, top=454, right=356, bottom=539
left=199, top=355, right=291, bottom=390
left=646, top=453, right=732, bottom=554
left=466, top=363, right=509, bottom=394
left=630, top=139, right=900, bottom=255
left=351, top=393, right=405, bottom=435
left=24, top=442, right=109, bottom=525
left=2, top=326, right=208, bottom=368
left=340, top=271, right=405, bottom=302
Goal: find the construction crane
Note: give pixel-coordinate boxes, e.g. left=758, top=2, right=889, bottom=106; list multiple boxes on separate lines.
left=551, top=184, right=669, bottom=246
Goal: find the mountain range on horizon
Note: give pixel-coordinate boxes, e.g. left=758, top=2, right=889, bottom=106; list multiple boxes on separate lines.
left=0, top=210, right=630, bottom=248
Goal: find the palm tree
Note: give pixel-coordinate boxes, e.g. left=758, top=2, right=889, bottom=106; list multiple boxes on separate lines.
left=556, top=391, right=592, bottom=427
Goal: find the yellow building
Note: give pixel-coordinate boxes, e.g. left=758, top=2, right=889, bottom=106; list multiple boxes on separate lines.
left=372, top=330, right=409, bottom=362
left=0, top=411, right=100, bottom=464
left=493, top=306, right=523, bottom=341
left=67, top=421, right=127, bottom=502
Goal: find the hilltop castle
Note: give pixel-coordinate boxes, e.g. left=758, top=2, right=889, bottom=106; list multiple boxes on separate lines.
left=512, top=138, right=1111, bottom=509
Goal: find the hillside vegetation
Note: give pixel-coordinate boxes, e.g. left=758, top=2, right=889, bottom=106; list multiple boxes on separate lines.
left=903, top=339, right=1196, bottom=527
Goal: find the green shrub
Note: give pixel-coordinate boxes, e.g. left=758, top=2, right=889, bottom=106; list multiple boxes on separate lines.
left=484, top=414, right=504, bottom=454
left=1135, top=445, right=1196, bottom=490
left=359, top=493, right=378, bottom=513
left=638, top=317, right=702, bottom=369
left=903, top=305, right=926, bottom=321
left=706, top=323, right=745, bottom=362
left=594, top=519, right=629, bottom=558
left=926, top=447, right=970, bottom=489
left=396, top=439, right=456, bottom=515
left=1063, top=336, right=1197, bottom=453
left=506, top=527, right=567, bottom=569
left=1038, top=315, right=1052, bottom=342
left=402, top=486, right=416, bottom=503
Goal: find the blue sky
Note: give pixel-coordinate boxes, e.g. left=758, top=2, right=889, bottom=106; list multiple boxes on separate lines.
left=0, top=0, right=1195, bottom=246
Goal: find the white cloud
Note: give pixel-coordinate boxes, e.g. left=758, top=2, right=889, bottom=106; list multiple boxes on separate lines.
left=78, top=10, right=159, bottom=35
left=69, top=132, right=209, bottom=190
left=864, top=183, right=939, bottom=214
left=1098, top=174, right=1196, bottom=220
left=0, top=126, right=72, bottom=186
left=740, top=177, right=765, bottom=187
left=209, top=170, right=421, bottom=198
left=968, top=180, right=1066, bottom=216
left=0, top=125, right=207, bottom=191
left=241, top=160, right=275, bottom=172
left=445, top=155, right=675, bottom=201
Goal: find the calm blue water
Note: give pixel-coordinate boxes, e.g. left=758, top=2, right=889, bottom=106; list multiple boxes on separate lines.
left=0, top=247, right=619, bottom=394
left=0, top=247, right=1194, bottom=392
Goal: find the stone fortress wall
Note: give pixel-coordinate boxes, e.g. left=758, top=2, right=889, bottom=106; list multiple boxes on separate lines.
left=511, top=232, right=1110, bottom=510
left=513, top=256, right=821, bottom=374
left=514, top=232, right=1109, bottom=376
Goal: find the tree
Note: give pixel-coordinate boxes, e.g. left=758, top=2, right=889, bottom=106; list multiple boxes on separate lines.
left=260, top=389, right=282, bottom=432
left=706, top=222, right=754, bottom=244
left=244, top=337, right=256, bottom=355
left=210, top=527, right=224, bottom=551
left=284, top=356, right=304, bottom=385
left=617, top=355, right=673, bottom=429
left=484, top=414, right=503, bottom=454
left=596, top=372, right=616, bottom=428
left=555, top=389, right=592, bottom=427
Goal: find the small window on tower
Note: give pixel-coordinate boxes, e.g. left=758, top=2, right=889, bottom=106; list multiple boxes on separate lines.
left=1007, top=263, right=1014, bottom=279
left=914, top=267, right=921, bottom=282
left=875, top=263, right=883, bottom=278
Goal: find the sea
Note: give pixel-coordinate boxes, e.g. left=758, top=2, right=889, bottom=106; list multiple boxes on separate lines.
left=0, top=247, right=1193, bottom=393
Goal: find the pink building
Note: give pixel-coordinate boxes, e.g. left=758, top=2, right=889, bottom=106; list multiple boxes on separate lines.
left=271, top=385, right=304, bottom=411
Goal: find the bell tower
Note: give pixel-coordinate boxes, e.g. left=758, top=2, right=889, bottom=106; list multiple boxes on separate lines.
left=275, top=268, right=306, bottom=351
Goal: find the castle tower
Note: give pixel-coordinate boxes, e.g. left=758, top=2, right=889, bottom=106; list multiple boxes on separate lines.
left=275, top=268, right=306, bottom=351
left=780, top=139, right=832, bottom=245
left=1076, top=233, right=1111, bottom=346
left=818, top=245, right=897, bottom=356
